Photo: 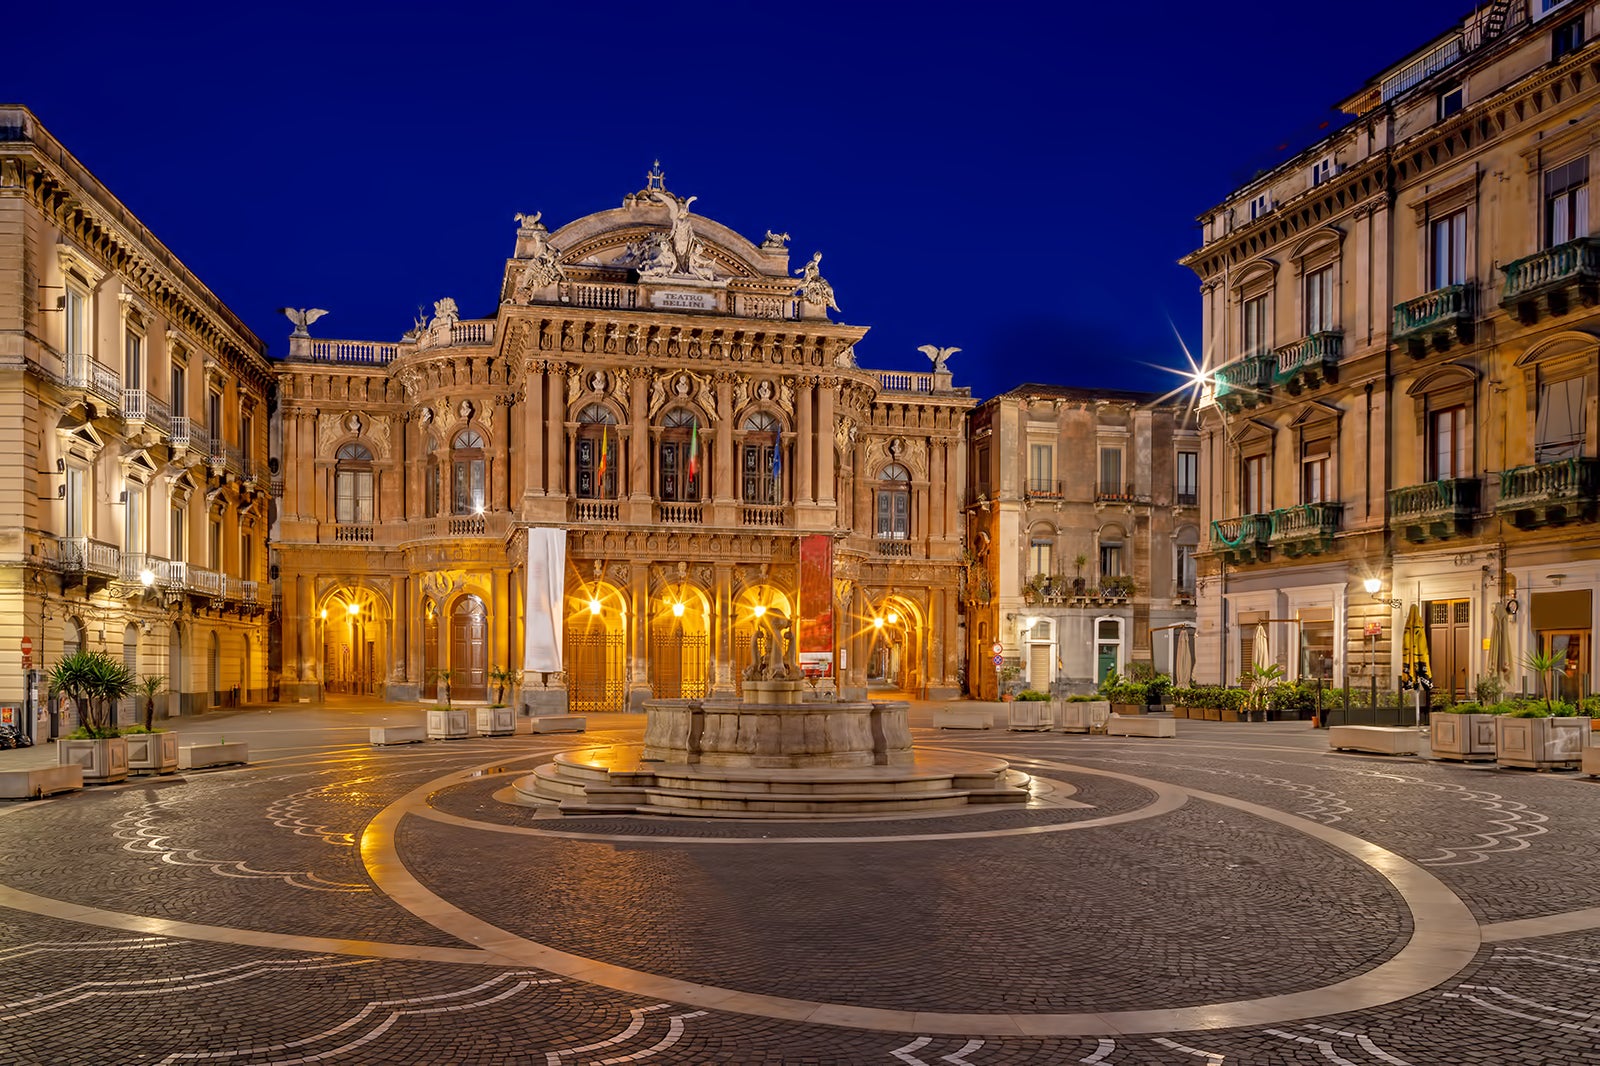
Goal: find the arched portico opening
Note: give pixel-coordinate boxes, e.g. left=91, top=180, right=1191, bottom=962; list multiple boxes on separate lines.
left=317, top=586, right=390, bottom=697
left=865, top=593, right=926, bottom=697
left=650, top=583, right=710, bottom=699
left=565, top=581, right=627, bottom=711
left=732, top=585, right=794, bottom=697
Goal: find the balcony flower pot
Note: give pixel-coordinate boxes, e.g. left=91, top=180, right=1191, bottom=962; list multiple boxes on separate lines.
left=1495, top=713, right=1585, bottom=770
left=57, top=736, right=129, bottom=785
left=125, top=729, right=180, bottom=775
left=1429, top=711, right=1498, bottom=762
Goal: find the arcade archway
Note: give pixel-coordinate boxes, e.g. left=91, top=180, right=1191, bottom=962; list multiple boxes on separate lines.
left=565, top=581, right=627, bottom=712
left=650, top=583, right=711, bottom=699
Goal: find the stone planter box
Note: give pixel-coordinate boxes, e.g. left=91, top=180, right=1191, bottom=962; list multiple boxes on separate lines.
left=427, top=708, right=472, bottom=739
left=178, top=741, right=249, bottom=770
left=1584, top=744, right=1600, bottom=777
left=476, top=706, right=517, bottom=737
left=1329, top=725, right=1419, bottom=755
left=0, top=765, right=83, bottom=799
left=1107, top=714, right=1177, bottom=738
left=58, top=737, right=129, bottom=785
left=527, top=714, right=587, bottom=733
left=126, top=731, right=180, bottom=775
left=1007, top=701, right=1053, bottom=731
left=1055, top=700, right=1110, bottom=733
left=933, top=707, right=991, bottom=729
left=1495, top=715, right=1585, bottom=770
left=1430, top=713, right=1498, bottom=762
left=370, top=725, right=426, bottom=746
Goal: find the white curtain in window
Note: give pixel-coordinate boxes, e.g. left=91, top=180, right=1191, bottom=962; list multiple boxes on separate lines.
left=1536, top=378, right=1586, bottom=462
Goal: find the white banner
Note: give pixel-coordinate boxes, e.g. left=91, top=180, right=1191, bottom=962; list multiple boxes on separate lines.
left=523, top=528, right=566, bottom=674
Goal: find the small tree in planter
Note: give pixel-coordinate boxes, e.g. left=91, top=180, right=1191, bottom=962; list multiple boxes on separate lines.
left=487, top=666, right=521, bottom=707
left=427, top=668, right=453, bottom=708
left=138, top=674, right=167, bottom=731
left=1072, top=554, right=1089, bottom=597
left=51, top=651, right=137, bottom=783
left=997, top=663, right=1023, bottom=701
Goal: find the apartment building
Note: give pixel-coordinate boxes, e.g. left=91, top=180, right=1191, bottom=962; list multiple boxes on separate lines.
left=270, top=166, right=972, bottom=709
left=0, top=106, right=273, bottom=721
left=1184, top=0, right=1600, bottom=698
left=966, top=385, right=1199, bottom=699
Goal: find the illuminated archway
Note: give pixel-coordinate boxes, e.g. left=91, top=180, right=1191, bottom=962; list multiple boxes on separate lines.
left=732, top=585, right=795, bottom=696
left=564, top=580, right=628, bottom=712
left=650, top=583, right=712, bottom=699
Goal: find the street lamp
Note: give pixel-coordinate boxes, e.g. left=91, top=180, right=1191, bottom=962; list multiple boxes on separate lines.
left=1363, top=576, right=1402, bottom=610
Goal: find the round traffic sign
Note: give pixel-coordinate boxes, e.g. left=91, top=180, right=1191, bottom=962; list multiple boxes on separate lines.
left=20, top=636, right=32, bottom=656
left=990, top=642, right=1003, bottom=655
left=991, top=654, right=1004, bottom=666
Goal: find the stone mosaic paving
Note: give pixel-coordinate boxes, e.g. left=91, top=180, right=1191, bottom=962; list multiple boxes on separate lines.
left=0, top=711, right=1597, bottom=1063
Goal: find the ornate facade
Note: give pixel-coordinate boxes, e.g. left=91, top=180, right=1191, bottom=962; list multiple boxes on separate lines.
left=271, top=167, right=972, bottom=710
left=966, top=386, right=1199, bottom=698
left=0, top=107, right=273, bottom=722
left=1185, top=1, right=1600, bottom=697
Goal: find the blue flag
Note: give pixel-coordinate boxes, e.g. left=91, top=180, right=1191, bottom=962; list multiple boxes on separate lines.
left=771, top=424, right=782, bottom=484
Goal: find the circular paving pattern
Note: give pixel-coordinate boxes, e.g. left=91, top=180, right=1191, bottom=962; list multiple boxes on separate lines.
left=2, top=714, right=1600, bottom=1063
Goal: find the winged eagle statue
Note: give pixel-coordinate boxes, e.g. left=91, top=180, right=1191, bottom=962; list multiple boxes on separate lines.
left=279, top=308, right=329, bottom=338
left=917, top=345, right=960, bottom=374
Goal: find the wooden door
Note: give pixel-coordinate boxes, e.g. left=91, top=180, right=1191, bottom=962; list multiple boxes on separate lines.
left=1427, top=599, right=1471, bottom=700
left=450, top=596, right=488, bottom=701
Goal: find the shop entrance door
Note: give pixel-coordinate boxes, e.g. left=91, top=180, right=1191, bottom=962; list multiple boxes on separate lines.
left=1541, top=631, right=1590, bottom=701
left=1427, top=599, right=1471, bottom=700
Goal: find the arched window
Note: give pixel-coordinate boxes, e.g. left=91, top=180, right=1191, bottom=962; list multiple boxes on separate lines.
left=63, top=618, right=84, bottom=658
left=741, top=411, right=782, bottom=504
left=875, top=463, right=911, bottom=540
left=424, top=437, right=441, bottom=517
left=451, top=430, right=486, bottom=515
left=334, top=443, right=374, bottom=524
left=659, top=408, right=701, bottom=503
left=576, top=404, right=618, bottom=500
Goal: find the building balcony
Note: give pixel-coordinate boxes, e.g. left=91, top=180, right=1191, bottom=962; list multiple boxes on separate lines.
left=657, top=501, right=704, bottom=525
left=1268, top=501, right=1343, bottom=557
left=1211, top=355, right=1273, bottom=413
left=740, top=503, right=788, bottom=527
left=1501, top=237, right=1600, bottom=323
left=62, top=352, right=122, bottom=410
left=333, top=523, right=375, bottom=543
left=170, top=418, right=209, bottom=458
left=57, top=536, right=121, bottom=589
left=211, top=442, right=246, bottom=479
left=875, top=538, right=913, bottom=558
left=115, top=552, right=171, bottom=593
left=1209, top=514, right=1272, bottom=563
left=185, top=565, right=225, bottom=601
left=121, top=390, right=172, bottom=438
left=1388, top=477, right=1480, bottom=542
left=1273, top=331, right=1342, bottom=393
left=1496, top=457, right=1600, bottom=527
left=1024, top=478, right=1063, bottom=501
left=572, top=499, right=621, bottom=524
left=1393, top=284, right=1473, bottom=354
left=1095, top=482, right=1148, bottom=504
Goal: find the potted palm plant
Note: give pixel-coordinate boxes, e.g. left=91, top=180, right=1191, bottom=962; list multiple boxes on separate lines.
left=1430, top=699, right=1499, bottom=762
left=426, top=667, right=470, bottom=739
left=478, top=666, right=520, bottom=736
left=126, top=673, right=179, bottom=775
left=52, top=651, right=136, bottom=784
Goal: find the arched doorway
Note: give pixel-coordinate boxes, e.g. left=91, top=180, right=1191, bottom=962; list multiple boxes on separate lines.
left=565, top=582, right=626, bottom=711
left=449, top=595, right=488, bottom=701
left=422, top=598, right=439, bottom=699
left=650, top=586, right=709, bottom=699
left=866, top=594, right=924, bottom=697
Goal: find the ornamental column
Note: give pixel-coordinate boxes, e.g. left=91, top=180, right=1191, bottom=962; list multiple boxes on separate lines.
left=546, top=364, right=566, bottom=495
left=796, top=377, right=814, bottom=505
left=628, top=370, right=649, bottom=503
left=524, top=362, right=546, bottom=498
left=816, top=378, right=836, bottom=508
left=713, top=373, right=735, bottom=504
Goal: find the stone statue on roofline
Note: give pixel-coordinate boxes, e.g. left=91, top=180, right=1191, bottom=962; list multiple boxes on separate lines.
left=917, top=345, right=960, bottom=374
left=279, top=307, right=328, bottom=338
left=795, top=252, right=839, bottom=313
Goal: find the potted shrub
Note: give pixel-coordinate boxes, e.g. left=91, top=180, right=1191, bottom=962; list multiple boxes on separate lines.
left=1240, top=663, right=1284, bottom=722
left=1071, top=554, right=1089, bottom=597
left=1430, top=701, right=1498, bottom=762
left=1008, top=689, right=1053, bottom=731
left=426, top=668, right=470, bottom=739
left=52, top=651, right=135, bottom=785
left=1496, top=652, right=1584, bottom=769
left=1218, top=687, right=1249, bottom=722
left=126, top=673, right=178, bottom=775
left=997, top=663, right=1023, bottom=702
left=1057, top=693, right=1111, bottom=733
left=1167, top=686, right=1191, bottom=719
left=1109, top=680, right=1149, bottom=716
left=478, top=666, right=521, bottom=736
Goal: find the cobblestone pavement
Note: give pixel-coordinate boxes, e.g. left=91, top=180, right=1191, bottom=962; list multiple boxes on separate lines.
left=1, top=702, right=1598, bottom=1063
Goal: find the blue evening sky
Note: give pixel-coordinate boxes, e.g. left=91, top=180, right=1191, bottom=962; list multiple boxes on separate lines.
left=5, top=1, right=1468, bottom=401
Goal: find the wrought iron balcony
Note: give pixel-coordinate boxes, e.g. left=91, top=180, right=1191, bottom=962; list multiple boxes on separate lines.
left=1388, top=477, right=1480, bottom=542
left=1501, top=237, right=1600, bottom=322
left=1209, top=514, right=1272, bottom=563
left=170, top=418, right=209, bottom=457
left=1393, top=283, right=1473, bottom=353
left=1024, top=478, right=1063, bottom=500
left=1211, top=355, right=1273, bottom=413
left=1273, top=331, right=1342, bottom=393
left=1496, top=457, right=1600, bottom=527
left=62, top=352, right=121, bottom=409
left=211, top=442, right=246, bottom=478
left=121, top=390, right=172, bottom=437
left=1268, top=502, right=1343, bottom=557
left=57, top=536, right=121, bottom=582
left=116, top=552, right=171, bottom=592
left=1095, top=482, right=1147, bottom=503
left=185, top=566, right=224, bottom=600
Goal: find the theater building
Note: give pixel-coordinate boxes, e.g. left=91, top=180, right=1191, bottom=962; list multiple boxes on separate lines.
left=271, top=167, right=973, bottom=710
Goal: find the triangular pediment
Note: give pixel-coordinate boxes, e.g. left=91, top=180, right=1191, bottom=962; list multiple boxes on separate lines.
left=119, top=448, right=159, bottom=480
left=1228, top=417, right=1276, bottom=446
left=56, top=418, right=107, bottom=459
left=1290, top=400, right=1342, bottom=427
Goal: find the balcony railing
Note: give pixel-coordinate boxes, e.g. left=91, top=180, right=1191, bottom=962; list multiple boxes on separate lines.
left=875, top=371, right=938, bottom=393
left=171, top=418, right=210, bottom=456
left=1501, top=237, right=1600, bottom=320
left=658, top=502, right=704, bottom=525
left=875, top=538, right=913, bottom=558
left=566, top=283, right=637, bottom=311
left=1380, top=34, right=1462, bottom=102
left=1209, top=514, right=1272, bottom=562
left=1024, top=479, right=1063, bottom=499
left=1273, top=330, right=1343, bottom=391
left=121, top=390, right=172, bottom=436
left=1175, top=491, right=1198, bottom=508
left=117, top=552, right=171, bottom=588
left=1211, top=354, right=1273, bottom=412
left=1497, top=457, right=1600, bottom=527
left=212, top=442, right=246, bottom=477
left=63, top=352, right=121, bottom=408
left=445, top=514, right=487, bottom=537
left=57, top=536, right=121, bottom=577
left=1095, top=482, right=1146, bottom=503
left=186, top=566, right=224, bottom=599
left=333, top=524, right=374, bottom=543
left=1268, top=502, right=1343, bottom=556
left=166, top=560, right=188, bottom=591
left=450, top=321, right=494, bottom=345
left=240, top=579, right=260, bottom=606
left=741, top=504, right=787, bottom=527
left=305, top=339, right=398, bottom=364
left=573, top=500, right=620, bottom=523
left=270, top=477, right=285, bottom=498
left=1388, top=477, right=1480, bottom=542
left=1393, top=284, right=1473, bottom=350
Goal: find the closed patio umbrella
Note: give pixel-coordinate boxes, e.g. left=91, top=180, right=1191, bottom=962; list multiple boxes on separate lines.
left=1176, top=625, right=1196, bottom=688
left=1491, top=600, right=1512, bottom=683
left=1400, top=604, right=1432, bottom=728
left=1252, top=621, right=1271, bottom=675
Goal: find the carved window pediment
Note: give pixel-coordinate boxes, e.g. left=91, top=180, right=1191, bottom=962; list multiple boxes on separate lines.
left=119, top=448, right=158, bottom=482
left=57, top=420, right=106, bottom=460
left=168, top=471, right=196, bottom=502
left=55, top=241, right=105, bottom=287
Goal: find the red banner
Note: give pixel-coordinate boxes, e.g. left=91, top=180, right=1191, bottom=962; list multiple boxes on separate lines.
left=798, top=535, right=834, bottom=672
